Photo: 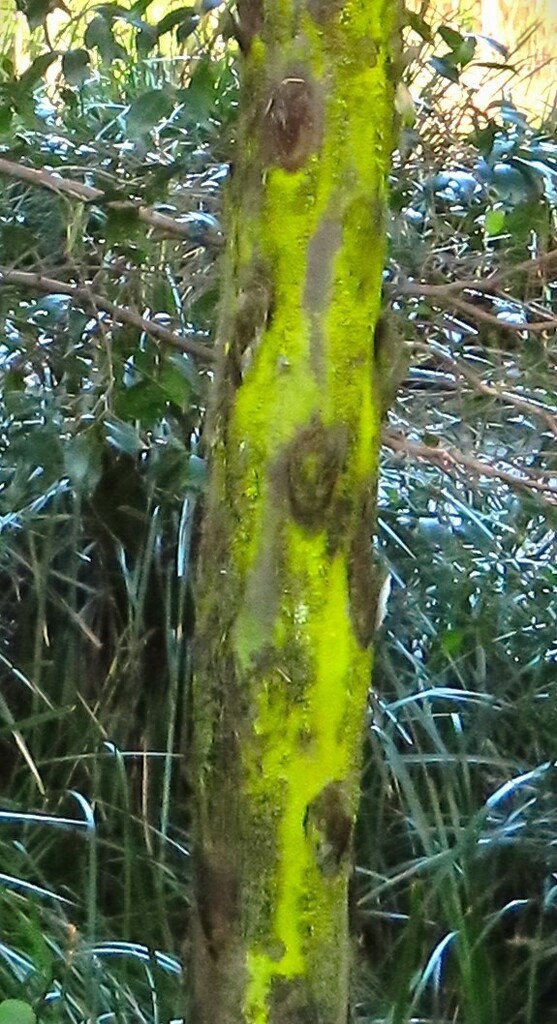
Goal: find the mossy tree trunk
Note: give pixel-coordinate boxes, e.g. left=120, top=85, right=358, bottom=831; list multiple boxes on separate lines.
left=189, top=3, right=401, bottom=1024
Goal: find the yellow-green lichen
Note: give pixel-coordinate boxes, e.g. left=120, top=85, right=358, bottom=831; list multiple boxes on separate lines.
left=194, top=2, right=401, bottom=1023
left=241, top=548, right=369, bottom=1024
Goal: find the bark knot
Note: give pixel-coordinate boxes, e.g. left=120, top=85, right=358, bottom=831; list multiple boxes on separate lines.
left=303, top=781, right=353, bottom=877
left=282, top=417, right=347, bottom=530
left=263, top=70, right=323, bottom=173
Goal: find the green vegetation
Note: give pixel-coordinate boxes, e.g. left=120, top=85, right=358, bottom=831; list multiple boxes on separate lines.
left=0, top=2, right=556, bottom=1023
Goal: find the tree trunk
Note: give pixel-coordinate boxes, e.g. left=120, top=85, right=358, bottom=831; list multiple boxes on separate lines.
left=189, top=3, right=401, bottom=1023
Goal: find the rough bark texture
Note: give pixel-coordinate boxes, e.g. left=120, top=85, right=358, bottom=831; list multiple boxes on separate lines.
left=189, top=3, right=401, bottom=1024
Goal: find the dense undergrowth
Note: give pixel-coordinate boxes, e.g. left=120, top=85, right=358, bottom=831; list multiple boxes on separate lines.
left=0, top=3, right=556, bottom=1022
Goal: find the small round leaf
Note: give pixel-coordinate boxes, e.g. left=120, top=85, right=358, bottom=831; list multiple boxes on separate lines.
left=126, top=88, right=175, bottom=138
left=62, top=49, right=90, bottom=86
left=0, top=1001, right=36, bottom=1024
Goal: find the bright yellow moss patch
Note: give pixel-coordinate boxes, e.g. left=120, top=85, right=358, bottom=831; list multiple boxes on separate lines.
left=242, top=550, right=369, bottom=1024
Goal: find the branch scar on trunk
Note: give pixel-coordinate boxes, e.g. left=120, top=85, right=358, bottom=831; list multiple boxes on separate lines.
left=262, top=70, right=324, bottom=173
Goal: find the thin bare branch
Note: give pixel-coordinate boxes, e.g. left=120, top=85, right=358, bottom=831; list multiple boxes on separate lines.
left=0, top=267, right=216, bottom=362
left=418, top=342, right=557, bottom=438
left=394, top=278, right=557, bottom=335
left=392, top=247, right=557, bottom=297
left=0, top=157, right=219, bottom=244
left=384, top=428, right=557, bottom=503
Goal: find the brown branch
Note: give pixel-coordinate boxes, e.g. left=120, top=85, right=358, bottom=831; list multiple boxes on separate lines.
left=391, top=247, right=557, bottom=335
left=446, top=293, right=557, bottom=336
left=0, top=157, right=219, bottom=244
left=0, top=267, right=215, bottom=362
left=418, top=342, right=557, bottom=438
left=393, top=247, right=557, bottom=298
left=383, top=428, right=557, bottom=503
left=394, top=278, right=557, bottom=335
left=480, top=247, right=557, bottom=287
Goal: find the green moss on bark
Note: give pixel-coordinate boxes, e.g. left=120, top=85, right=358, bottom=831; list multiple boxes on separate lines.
left=189, top=3, right=401, bottom=1024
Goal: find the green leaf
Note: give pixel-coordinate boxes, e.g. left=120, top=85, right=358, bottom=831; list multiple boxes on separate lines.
left=84, top=15, right=127, bottom=63
left=168, top=350, right=200, bottom=391
left=178, top=58, right=217, bottom=123
left=186, top=453, right=207, bottom=491
left=115, top=380, right=167, bottom=424
left=429, top=56, right=459, bottom=83
left=68, top=308, right=89, bottom=346
left=405, top=9, right=433, bottom=41
left=62, top=48, right=90, bottom=87
left=438, top=25, right=465, bottom=50
left=441, top=629, right=464, bottom=656
left=457, top=37, right=476, bottom=67
left=0, top=1000, right=36, bottom=1024
left=106, top=418, right=145, bottom=455
left=64, top=434, right=102, bottom=493
left=125, top=87, right=176, bottom=138
left=60, top=86, right=79, bottom=110
left=422, top=432, right=440, bottom=447
left=469, top=122, right=497, bottom=157
left=4, top=369, right=25, bottom=393
left=0, top=104, right=13, bottom=132
left=129, top=0, right=154, bottom=13
left=156, top=5, right=198, bottom=37
left=105, top=205, right=141, bottom=243
left=158, top=362, right=191, bottom=410
left=484, top=208, right=506, bottom=236
left=0, top=223, right=36, bottom=260
left=116, top=353, right=194, bottom=423
left=17, top=51, right=58, bottom=90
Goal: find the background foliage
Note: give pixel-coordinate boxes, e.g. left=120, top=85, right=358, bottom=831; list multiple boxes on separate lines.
left=0, top=2, right=556, bottom=1022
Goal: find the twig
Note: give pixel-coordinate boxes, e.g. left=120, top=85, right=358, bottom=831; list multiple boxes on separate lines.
left=0, top=157, right=218, bottom=244
left=393, top=247, right=557, bottom=297
left=395, top=279, right=557, bottom=335
left=418, top=341, right=557, bottom=438
left=390, top=245, right=557, bottom=336
left=0, top=267, right=215, bottom=362
left=384, top=428, right=557, bottom=502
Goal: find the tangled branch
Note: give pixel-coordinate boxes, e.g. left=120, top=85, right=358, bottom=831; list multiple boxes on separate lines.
left=0, top=267, right=216, bottom=362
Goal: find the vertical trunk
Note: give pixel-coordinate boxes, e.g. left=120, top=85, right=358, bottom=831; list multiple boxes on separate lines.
left=189, top=3, right=401, bottom=1024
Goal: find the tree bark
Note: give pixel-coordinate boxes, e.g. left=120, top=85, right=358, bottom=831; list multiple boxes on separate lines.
left=189, top=3, right=401, bottom=1023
